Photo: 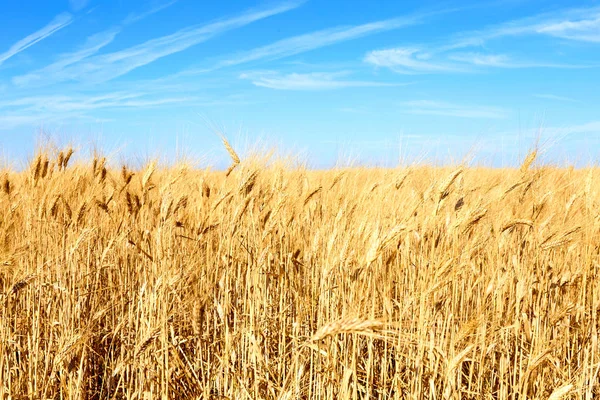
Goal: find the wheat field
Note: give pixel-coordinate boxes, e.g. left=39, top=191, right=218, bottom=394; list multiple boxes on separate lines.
left=0, top=143, right=598, bottom=399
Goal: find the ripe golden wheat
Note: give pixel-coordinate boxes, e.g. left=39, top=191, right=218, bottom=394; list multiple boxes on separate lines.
left=0, top=145, right=598, bottom=399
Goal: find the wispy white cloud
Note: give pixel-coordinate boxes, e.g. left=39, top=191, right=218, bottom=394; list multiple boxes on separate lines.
left=524, top=121, right=600, bottom=140
left=0, top=114, right=44, bottom=130
left=14, top=0, right=182, bottom=87
left=448, top=52, right=511, bottom=67
left=547, top=121, right=600, bottom=136
left=400, top=100, right=509, bottom=119
left=0, top=13, right=73, bottom=66
left=69, top=0, right=90, bottom=12
left=0, top=91, right=192, bottom=130
left=123, top=0, right=179, bottom=25
left=448, top=52, right=586, bottom=68
left=365, top=6, right=600, bottom=75
left=443, top=6, right=600, bottom=50
left=197, top=12, right=431, bottom=72
left=366, top=47, right=589, bottom=73
left=0, top=88, right=258, bottom=129
left=0, top=91, right=257, bottom=130
left=0, top=114, right=39, bottom=131
left=536, top=16, right=600, bottom=43
left=490, top=121, right=600, bottom=144
left=239, top=71, right=402, bottom=90
left=364, top=48, right=464, bottom=73
left=13, top=29, right=120, bottom=86
left=0, top=92, right=194, bottom=113
left=0, top=110, right=88, bottom=130
left=12, top=1, right=302, bottom=85
left=533, top=93, right=579, bottom=102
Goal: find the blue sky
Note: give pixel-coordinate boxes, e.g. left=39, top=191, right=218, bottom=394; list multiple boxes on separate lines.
left=0, top=0, right=599, bottom=168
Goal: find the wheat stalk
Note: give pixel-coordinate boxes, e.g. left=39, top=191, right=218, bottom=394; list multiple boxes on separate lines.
left=142, top=161, right=157, bottom=189
left=303, top=186, right=322, bottom=206
left=63, top=147, right=74, bottom=169
left=310, top=317, right=387, bottom=341
left=239, top=170, right=259, bottom=196
left=135, top=328, right=161, bottom=357
left=220, top=134, right=240, bottom=177
left=501, top=219, right=533, bottom=233
left=520, top=150, right=537, bottom=174
left=10, top=274, right=36, bottom=296
left=438, top=167, right=463, bottom=201
left=548, top=384, right=574, bottom=400
left=2, top=174, right=10, bottom=195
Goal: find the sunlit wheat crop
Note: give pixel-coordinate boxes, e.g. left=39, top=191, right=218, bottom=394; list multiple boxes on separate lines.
left=0, top=142, right=598, bottom=399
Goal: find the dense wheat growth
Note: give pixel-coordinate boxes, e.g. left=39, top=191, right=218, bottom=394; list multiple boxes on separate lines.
left=0, top=145, right=599, bottom=399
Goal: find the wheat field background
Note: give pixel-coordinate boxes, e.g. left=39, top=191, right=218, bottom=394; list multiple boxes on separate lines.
left=0, top=142, right=598, bottom=399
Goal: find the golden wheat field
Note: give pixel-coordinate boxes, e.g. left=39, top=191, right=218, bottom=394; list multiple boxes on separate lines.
left=0, top=142, right=599, bottom=399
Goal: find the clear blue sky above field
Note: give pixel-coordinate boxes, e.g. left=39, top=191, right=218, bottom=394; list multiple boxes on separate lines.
left=0, top=0, right=599, bottom=168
